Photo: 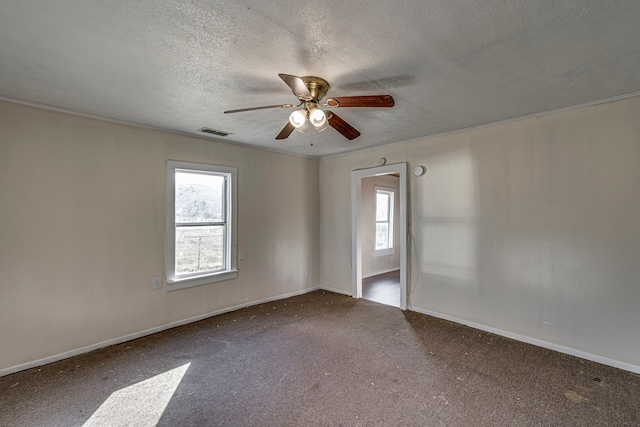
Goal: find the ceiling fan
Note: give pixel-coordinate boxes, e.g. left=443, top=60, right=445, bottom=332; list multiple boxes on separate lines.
left=224, top=74, right=394, bottom=140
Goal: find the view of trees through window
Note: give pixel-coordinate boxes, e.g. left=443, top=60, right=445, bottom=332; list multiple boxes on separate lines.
left=175, top=171, right=225, bottom=275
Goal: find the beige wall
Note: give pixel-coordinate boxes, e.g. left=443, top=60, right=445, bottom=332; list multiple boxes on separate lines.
left=360, top=175, right=400, bottom=277
left=3, top=94, right=640, bottom=374
left=0, top=101, right=319, bottom=372
left=320, top=96, right=640, bottom=370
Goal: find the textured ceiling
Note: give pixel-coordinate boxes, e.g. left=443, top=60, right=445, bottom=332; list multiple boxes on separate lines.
left=1, top=1, right=640, bottom=157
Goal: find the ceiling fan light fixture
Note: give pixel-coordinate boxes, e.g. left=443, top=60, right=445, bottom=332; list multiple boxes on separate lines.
left=289, top=109, right=309, bottom=132
left=296, top=121, right=310, bottom=133
left=309, top=108, right=326, bottom=127
left=289, top=109, right=307, bottom=127
left=314, top=119, right=328, bottom=132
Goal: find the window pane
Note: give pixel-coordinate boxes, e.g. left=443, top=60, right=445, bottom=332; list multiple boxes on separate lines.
left=175, top=226, right=225, bottom=275
left=175, top=172, right=224, bottom=223
left=376, top=193, right=389, bottom=221
left=376, top=223, right=389, bottom=249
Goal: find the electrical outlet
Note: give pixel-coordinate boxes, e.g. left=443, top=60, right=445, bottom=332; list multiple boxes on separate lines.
left=285, top=275, right=291, bottom=285
left=152, top=277, right=162, bottom=289
left=304, top=271, right=308, bottom=280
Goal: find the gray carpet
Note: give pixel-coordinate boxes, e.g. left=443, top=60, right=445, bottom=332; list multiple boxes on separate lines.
left=1, top=290, right=639, bottom=426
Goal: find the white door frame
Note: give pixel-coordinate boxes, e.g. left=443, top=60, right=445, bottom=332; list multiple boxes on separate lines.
left=351, top=163, right=407, bottom=310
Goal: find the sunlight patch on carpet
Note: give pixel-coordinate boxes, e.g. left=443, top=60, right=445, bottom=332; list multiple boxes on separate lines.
left=83, top=363, right=190, bottom=426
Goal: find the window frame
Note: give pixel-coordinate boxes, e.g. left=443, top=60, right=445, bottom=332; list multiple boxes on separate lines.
left=373, top=185, right=395, bottom=257
left=166, top=160, right=237, bottom=291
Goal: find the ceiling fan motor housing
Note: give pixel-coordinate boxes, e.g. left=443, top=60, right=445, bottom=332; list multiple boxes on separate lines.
left=300, top=76, right=330, bottom=101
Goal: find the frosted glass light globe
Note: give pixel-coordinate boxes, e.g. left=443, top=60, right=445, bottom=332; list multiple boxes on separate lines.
left=289, top=109, right=309, bottom=132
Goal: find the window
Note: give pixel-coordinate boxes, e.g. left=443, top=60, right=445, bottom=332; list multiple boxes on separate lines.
left=166, top=160, right=237, bottom=290
left=374, top=186, right=395, bottom=256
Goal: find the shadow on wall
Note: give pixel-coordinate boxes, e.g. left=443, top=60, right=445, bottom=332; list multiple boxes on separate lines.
left=414, top=145, right=478, bottom=316
left=468, top=129, right=639, bottom=346
left=411, top=120, right=640, bottom=364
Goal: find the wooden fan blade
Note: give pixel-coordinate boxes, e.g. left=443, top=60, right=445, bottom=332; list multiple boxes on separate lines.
left=278, top=74, right=313, bottom=100
left=324, top=95, right=394, bottom=108
left=224, top=103, right=295, bottom=114
left=326, top=112, right=361, bottom=140
left=275, top=122, right=295, bottom=140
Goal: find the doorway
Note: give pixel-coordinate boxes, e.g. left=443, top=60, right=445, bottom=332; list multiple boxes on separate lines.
left=351, top=163, right=407, bottom=310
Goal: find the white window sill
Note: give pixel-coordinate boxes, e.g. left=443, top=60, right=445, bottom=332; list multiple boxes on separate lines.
left=373, top=248, right=395, bottom=257
left=167, top=269, right=238, bottom=291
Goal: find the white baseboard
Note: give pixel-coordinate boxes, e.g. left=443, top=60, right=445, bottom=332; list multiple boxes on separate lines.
left=317, top=285, right=352, bottom=296
left=409, top=305, right=640, bottom=375
left=0, top=286, right=319, bottom=378
left=8, top=289, right=636, bottom=378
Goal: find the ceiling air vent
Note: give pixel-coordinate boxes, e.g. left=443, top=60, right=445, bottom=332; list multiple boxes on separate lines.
left=198, top=127, right=230, bottom=137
